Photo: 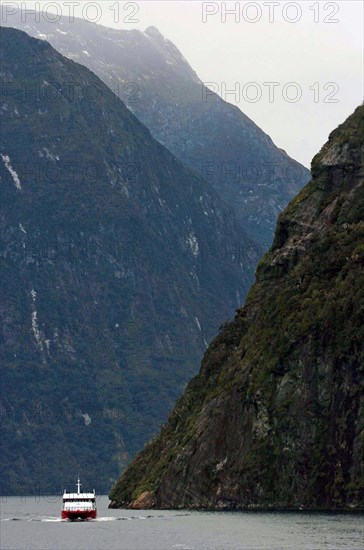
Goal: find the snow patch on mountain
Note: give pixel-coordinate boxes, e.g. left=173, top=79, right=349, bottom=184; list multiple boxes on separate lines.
left=1, top=154, right=22, bottom=190
left=82, top=413, right=92, bottom=426
left=186, top=231, right=199, bottom=257
left=195, top=317, right=202, bottom=331
left=31, top=310, right=44, bottom=351
left=38, top=147, right=60, bottom=161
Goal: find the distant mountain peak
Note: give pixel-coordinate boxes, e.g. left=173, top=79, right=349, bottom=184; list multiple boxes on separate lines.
left=143, top=24, right=199, bottom=79
left=2, top=10, right=310, bottom=247
left=144, top=26, right=164, bottom=41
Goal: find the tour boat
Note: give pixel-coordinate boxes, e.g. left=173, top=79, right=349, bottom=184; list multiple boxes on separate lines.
left=61, top=478, right=97, bottom=520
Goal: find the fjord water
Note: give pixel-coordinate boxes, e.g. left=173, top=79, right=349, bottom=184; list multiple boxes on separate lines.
left=1, top=497, right=363, bottom=550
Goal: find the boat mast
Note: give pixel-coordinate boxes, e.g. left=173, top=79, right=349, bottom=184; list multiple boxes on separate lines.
left=77, top=477, right=81, bottom=495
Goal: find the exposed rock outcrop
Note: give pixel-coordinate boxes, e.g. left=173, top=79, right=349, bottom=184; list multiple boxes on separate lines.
left=109, top=106, right=364, bottom=510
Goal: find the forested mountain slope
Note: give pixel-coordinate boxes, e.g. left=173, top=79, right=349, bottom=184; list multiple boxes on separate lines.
left=110, top=106, right=364, bottom=510
left=0, top=27, right=259, bottom=494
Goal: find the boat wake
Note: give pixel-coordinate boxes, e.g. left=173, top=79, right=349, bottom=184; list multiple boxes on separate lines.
left=2, top=513, right=189, bottom=522
left=1, top=518, right=63, bottom=522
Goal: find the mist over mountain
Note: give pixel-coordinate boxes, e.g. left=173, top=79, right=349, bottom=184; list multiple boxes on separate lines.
left=0, top=26, right=260, bottom=494
left=1, top=9, right=311, bottom=247
left=109, top=106, right=364, bottom=511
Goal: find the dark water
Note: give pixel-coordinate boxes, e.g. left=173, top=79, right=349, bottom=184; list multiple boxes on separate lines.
left=0, top=496, right=363, bottom=549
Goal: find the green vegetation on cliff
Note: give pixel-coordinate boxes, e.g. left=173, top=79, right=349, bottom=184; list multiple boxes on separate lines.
left=110, top=106, right=364, bottom=510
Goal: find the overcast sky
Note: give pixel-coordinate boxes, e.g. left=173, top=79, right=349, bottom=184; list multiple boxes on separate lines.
left=7, top=1, right=364, bottom=167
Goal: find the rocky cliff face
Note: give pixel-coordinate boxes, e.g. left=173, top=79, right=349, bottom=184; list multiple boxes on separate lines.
left=2, top=9, right=310, bottom=247
left=0, top=27, right=260, bottom=494
left=109, top=106, right=364, bottom=510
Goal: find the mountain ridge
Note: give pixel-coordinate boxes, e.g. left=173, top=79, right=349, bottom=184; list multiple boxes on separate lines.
left=0, top=26, right=260, bottom=494
left=1, top=8, right=311, bottom=246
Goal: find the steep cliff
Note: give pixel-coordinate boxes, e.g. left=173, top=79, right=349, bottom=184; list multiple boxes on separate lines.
left=2, top=9, right=310, bottom=247
left=110, top=106, right=364, bottom=510
left=0, top=27, right=260, bottom=494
